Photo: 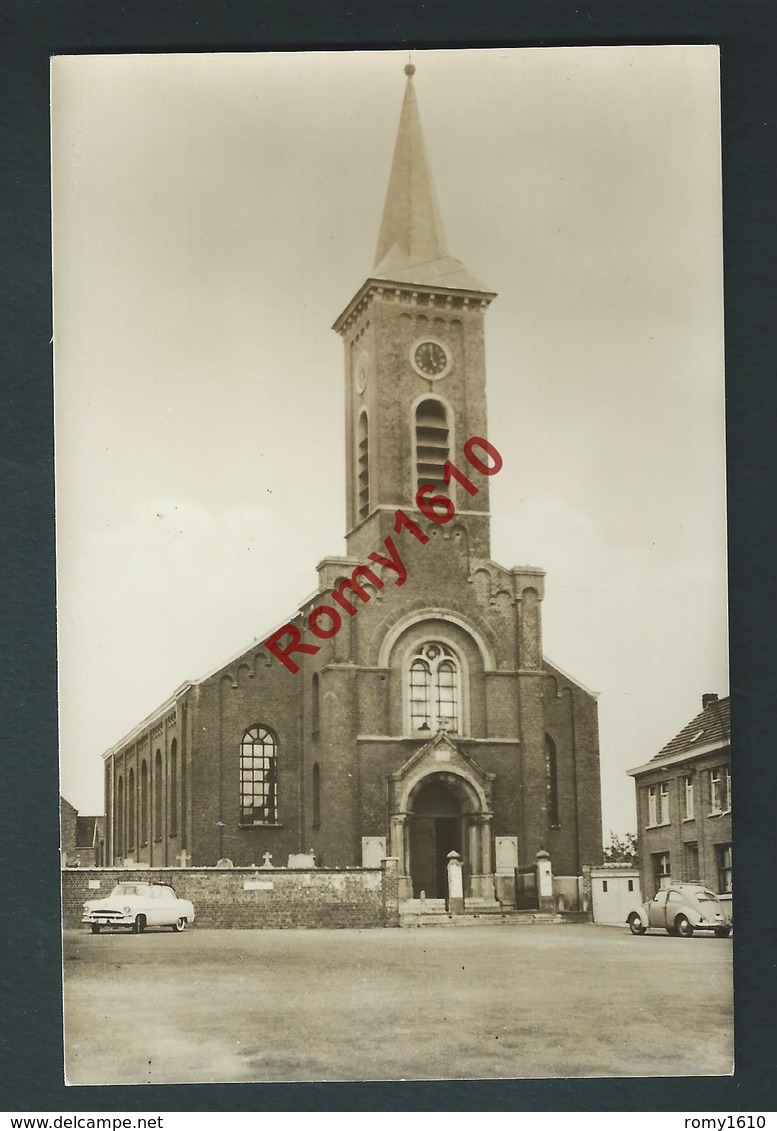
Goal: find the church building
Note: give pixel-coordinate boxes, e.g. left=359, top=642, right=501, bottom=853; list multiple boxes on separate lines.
left=101, top=66, right=603, bottom=906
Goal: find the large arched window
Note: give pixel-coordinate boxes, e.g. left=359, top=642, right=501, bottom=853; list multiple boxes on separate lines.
left=154, top=749, right=163, bottom=840
left=140, top=760, right=149, bottom=844
left=127, top=769, right=135, bottom=850
left=170, top=739, right=178, bottom=836
left=546, top=734, right=560, bottom=827
left=240, top=726, right=278, bottom=825
left=408, top=642, right=461, bottom=734
left=415, top=398, right=450, bottom=495
left=356, top=411, right=370, bottom=522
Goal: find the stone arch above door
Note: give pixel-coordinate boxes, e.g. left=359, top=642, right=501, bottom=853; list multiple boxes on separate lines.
left=389, top=730, right=494, bottom=816
left=388, top=731, right=497, bottom=904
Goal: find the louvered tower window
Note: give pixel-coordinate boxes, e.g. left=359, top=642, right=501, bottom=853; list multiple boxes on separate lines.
left=415, top=399, right=449, bottom=494
left=357, top=412, right=370, bottom=521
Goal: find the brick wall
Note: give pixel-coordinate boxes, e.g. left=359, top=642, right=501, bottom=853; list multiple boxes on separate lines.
left=62, top=858, right=400, bottom=930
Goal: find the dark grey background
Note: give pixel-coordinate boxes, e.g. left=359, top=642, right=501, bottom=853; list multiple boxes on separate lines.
left=1, top=0, right=774, bottom=1112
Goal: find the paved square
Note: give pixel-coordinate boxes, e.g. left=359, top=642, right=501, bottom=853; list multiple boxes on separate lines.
left=63, top=924, right=733, bottom=1084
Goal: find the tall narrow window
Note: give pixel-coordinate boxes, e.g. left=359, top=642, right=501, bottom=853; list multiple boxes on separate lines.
left=684, top=775, right=694, bottom=820
left=170, top=739, right=178, bottom=836
left=180, top=747, right=187, bottom=847
left=545, top=735, right=560, bottom=826
left=652, top=851, right=671, bottom=891
left=140, top=760, right=149, bottom=844
left=154, top=749, right=163, bottom=840
left=356, top=411, right=370, bottom=522
left=240, top=726, right=279, bottom=824
left=683, top=841, right=699, bottom=882
left=408, top=642, right=460, bottom=733
left=127, top=769, right=136, bottom=850
left=716, top=843, right=732, bottom=893
left=711, top=766, right=731, bottom=813
left=312, top=762, right=321, bottom=828
left=311, top=673, right=320, bottom=734
left=648, top=782, right=670, bottom=825
left=116, top=775, right=124, bottom=856
left=415, top=399, right=450, bottom=494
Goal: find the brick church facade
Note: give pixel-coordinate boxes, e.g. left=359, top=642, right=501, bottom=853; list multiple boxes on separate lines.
left=102, top=66, right=603, bottom=905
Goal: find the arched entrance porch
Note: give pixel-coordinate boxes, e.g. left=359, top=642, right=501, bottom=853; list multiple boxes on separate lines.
left=408, top=777, right=465, bottom=899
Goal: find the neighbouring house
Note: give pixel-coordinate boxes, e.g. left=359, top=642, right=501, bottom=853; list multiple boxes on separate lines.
left=628, top=693, right=731, bottom=900
left=60, top=797, right=105, bottom=867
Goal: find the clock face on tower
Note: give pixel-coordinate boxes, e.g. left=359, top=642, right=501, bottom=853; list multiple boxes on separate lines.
left=411, top=338, right=451, bottom=379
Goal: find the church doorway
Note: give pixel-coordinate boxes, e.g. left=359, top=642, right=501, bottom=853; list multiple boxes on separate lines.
left=408, top=778, right=465, bottom=899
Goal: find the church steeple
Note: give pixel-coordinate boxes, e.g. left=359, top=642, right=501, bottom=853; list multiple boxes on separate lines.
left=334, top=65, right=496, bottom=562
left=372, top=65, right=487, bottom=293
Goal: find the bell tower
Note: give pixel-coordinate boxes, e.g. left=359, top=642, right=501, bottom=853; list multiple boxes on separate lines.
left=333, top=65, right=497, bottom=562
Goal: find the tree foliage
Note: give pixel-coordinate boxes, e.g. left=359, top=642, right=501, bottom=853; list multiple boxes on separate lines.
left=602, top=830, right=639, bottom=866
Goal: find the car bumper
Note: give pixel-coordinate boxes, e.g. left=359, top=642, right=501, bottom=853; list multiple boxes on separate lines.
left=82, top=914, right=134, bottom=927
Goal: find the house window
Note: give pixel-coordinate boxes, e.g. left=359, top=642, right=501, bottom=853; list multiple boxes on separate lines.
left=716, top=843, right=732, bottom=893
left=170, top=739, right=178, bottom=836
left=127, top=769, right=136, bottom=850
left=140, top=760, right=149, bottom=845
left=154, top=749, right=163, bottom=840
left=602, top=880, right=608, bottom=893
left=312, top=762, right=321, bottom=828
left=628, top=879, right=634, bottom=892
left=415, top=399, right=450, bottom=495
left=356, top=411, right=369, bottom=522
left=710, top=766, right=731, bottom=814
left=684, top=775, right=694, bottom=820
left=240, top=726, right=279, bottom=825
left=683, top=841, right=699, bottom=883
left=652, top=851, right=671, bottom=892
left=545, top=734, right=559, bottom=826
left=648, top=782, right=670, bottom=826
left=408, top=642, right=461, bottom=734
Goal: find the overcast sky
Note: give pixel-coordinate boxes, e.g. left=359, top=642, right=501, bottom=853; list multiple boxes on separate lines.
left=52, top=47, right=728, bottom=839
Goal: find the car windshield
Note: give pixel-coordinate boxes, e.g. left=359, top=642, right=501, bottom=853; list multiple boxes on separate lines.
left=110, top=884, right=150, bottom=897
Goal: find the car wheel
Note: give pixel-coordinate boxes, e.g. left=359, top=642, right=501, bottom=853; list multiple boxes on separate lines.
left=676, top=914, right=694, bottom=938
left=714, top=927, right=732, bottom=938
left=172, top=917, right=187, bottom=933
left=90, top=924, right=101, bottom=935
left=131, top=915, right=146, bottom=935
left=666, top=926, right=678, bottom=936
left=628, top=913, right=646, bottom=936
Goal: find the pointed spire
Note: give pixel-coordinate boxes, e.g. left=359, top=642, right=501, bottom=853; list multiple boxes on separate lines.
left=372, top=65, right=487, bottom=293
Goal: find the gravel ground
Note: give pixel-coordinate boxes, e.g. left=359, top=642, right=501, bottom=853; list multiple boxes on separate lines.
left=62, top=923, right=733, bottom=1084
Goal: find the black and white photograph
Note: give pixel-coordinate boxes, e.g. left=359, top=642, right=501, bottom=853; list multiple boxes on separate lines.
left=52, top=46, right=731, bottom=1086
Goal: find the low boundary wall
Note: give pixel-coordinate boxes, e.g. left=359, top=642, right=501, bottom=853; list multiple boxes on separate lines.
left=62, top=859, right=400, bottom=930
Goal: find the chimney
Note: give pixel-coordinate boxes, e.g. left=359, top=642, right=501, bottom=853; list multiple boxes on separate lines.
left=702, top=692, right=719, bottom=710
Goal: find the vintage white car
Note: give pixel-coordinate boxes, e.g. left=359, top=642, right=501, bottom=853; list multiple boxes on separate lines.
left=82, top=881, right=195, bottom=934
